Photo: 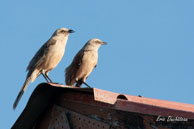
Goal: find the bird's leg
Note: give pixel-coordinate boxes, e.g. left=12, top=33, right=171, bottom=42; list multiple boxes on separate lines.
left=45, top=72, right=62, bottom=85
left=82, top=81, right=92, bottom=88
left=82, top=78, right=91, bottom=88
left=75, top=78, right=92, bottom=88
left=41, top=73, right=50, bottom=83
left=45, top=74, right=53, bottom=83
left=45, top=72, right=53, bottom=83
left=75, top=80, right=82, bottom=87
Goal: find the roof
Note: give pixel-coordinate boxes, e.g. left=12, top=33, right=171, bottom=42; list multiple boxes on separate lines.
left=12, top=83, right=194, bottom=129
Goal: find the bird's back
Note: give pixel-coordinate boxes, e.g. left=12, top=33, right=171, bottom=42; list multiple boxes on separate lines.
left=27, top=37, right=65, bottom=72
left=65, top=50, right=84, bottom=85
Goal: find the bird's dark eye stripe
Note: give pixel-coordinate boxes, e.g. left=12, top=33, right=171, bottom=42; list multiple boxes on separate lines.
left=60, top=30, right=66, bottom=33
left=96, top=41, right=101, bottom=44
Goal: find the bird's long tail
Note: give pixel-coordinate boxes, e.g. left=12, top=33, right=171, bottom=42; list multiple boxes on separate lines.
left=13, top=76, right=31, bottom=110
left=13, top=69, right=39, bottom=109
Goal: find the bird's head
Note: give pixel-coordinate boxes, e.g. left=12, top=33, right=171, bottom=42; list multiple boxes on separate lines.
left=88, top=38, right=107, bottom=46
left=83, top=38, right=107, bottom=51
left=53, top=28, right=75, bottom=37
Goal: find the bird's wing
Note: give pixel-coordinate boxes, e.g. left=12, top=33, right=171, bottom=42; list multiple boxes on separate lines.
left=65, top=50, right=85, bottom=85
left=26, top=38, right=56, bottom=71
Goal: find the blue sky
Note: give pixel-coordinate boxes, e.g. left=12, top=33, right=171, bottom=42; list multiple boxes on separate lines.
left=1, top=0, right=194, bottom=128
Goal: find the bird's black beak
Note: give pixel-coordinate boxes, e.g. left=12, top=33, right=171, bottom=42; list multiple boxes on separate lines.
left=69, top=29, right=75, bottom=33
left=102, top=42, right=107, bottom=45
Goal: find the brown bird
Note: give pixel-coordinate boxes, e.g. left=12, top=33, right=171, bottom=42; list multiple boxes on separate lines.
left=65, top=38, right=107, bottom=87
left=13, top=28, right=74, bottom=109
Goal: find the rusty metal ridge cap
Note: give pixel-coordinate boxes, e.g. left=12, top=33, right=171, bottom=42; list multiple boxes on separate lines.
left=93, top=88, right=194, bottom=114
left=49, top=83, right=194, bottom=114
left=49, top=83, right=194, bottom=111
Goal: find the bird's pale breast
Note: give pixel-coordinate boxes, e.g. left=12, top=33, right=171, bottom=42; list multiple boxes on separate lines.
left=76, top=51, right=98, bottom=79
left=43, top=40, right=66, bottom=71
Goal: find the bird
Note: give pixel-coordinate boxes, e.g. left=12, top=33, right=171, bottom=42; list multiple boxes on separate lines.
left=13, top=28, right=74, bottom=109
left=65, top=38, right=107, bottom=87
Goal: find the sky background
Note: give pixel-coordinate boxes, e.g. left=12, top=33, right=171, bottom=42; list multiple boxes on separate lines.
left=0, top=0, right=194, bottom=128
